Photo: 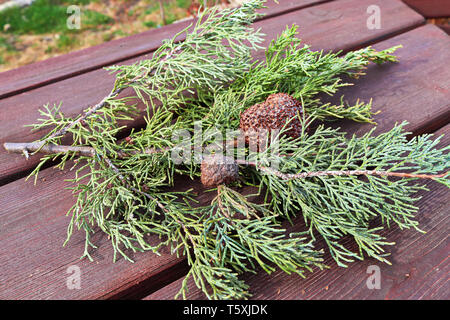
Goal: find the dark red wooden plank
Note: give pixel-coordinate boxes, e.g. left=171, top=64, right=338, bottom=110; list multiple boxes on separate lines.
left=403, top=0, right=450, bottom=18
left=145, top=124, right=450, bottom=300
left=0, top=0, right=425, bottom=185
left=0, top=0, right=330, bottom=100
left=331, top=24, right=450, bottom=137
left=0, top=166, right=198, bottom=299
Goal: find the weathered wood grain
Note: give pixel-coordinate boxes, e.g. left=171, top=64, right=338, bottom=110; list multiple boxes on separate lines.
left=0, top=166, right=211, bottom=299
left=0, top=0, right=425, bottom=184
left=330, top=24, right=450, bottom=138
left=403, top=0, right=450, bottom=18
left=0, top=0, right=330, bottom=100
left=145, top=124, right=450, bottom=300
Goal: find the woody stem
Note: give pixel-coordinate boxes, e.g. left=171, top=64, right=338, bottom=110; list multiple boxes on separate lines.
left=239, top=160, right=448, bottom=180
left=4, top=143, right=447, bottom=181
left=3, top=142, right=165, bottom=159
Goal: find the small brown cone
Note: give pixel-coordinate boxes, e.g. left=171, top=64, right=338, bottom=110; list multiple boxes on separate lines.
left=239, top=93, right=305, bottom=144
left=201, top=154, right=239, bottom=188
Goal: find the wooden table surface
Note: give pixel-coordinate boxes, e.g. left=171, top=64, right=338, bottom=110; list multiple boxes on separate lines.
left=0, top=0, right=449, bottom=300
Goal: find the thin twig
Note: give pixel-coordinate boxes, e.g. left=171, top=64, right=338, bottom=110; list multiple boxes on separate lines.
left=239, top=160, right=448, bottom=180
left=3, top=142, right=96, bottom=158
left=43, top=87, right=124, bottom=144
left=35, top=46, right=183, bottom=147
left=103, top=153, right=195, bottom=245
left=159, top=0, right=166, bottom=25
left=5, top=141, right=446, bottom=181
left=7, top=139, right=167, bottom=214
left=3, top=142, right=167, bottom=159
left=102, top=154, right=165, bottom=210
left=215, top=185, right=234, bottom=224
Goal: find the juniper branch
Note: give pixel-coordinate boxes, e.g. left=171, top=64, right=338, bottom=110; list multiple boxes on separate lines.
left=255, top=121, right=449, bottom=266
left=7, top=141, right=446, bottom=182
left=244, top=162, right=448, bottom=181
left=5, top=0, right=449, bottom=300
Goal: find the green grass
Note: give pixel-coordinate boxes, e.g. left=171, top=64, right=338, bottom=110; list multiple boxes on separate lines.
left=143, top=21, right=158, bottom=29
left=176, top=0, right=191, bottom=9
left=144, top=3, right=160, bottom=15
left=165, top=12, right=177, bottom=25
left=101, top=28, right=129, bottom=42
left=0, top=37, right=16, bottom=51
left=56, top=34, right=78, bottom=49
left=0, top=0, right=112, bottom=35
left=83, top=9, right=114, bottom=29
left=143, top=0, right=193, bottom=27
left=49, top=0, right=98, bottom=5
left=144, top=0, right=192, bottom=16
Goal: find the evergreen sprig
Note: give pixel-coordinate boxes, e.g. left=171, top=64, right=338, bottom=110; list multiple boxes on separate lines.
left=4, top=0, right=449, bottom=299
left=174, top=185, right=325, bottom=299
left=253, top=120, right=449, bottom=266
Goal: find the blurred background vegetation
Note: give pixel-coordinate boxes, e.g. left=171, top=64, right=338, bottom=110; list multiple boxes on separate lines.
left=0, top=0, right=241, bottom=71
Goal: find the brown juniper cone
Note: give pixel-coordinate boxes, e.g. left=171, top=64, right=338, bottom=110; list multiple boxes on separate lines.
left=239, top=93, right=305, bottom=144
left=201, top=154, right=239, bottom=187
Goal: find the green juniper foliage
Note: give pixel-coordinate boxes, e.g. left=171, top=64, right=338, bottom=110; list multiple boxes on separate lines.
left=11, top=0, right=449, bottom=299
left=253, top=121, right=449, bottom=266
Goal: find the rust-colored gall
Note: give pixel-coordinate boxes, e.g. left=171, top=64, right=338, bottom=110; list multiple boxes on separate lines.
left=201, top=154, right=239, bottom=187
left=239, top=93, right=305, bottom=142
